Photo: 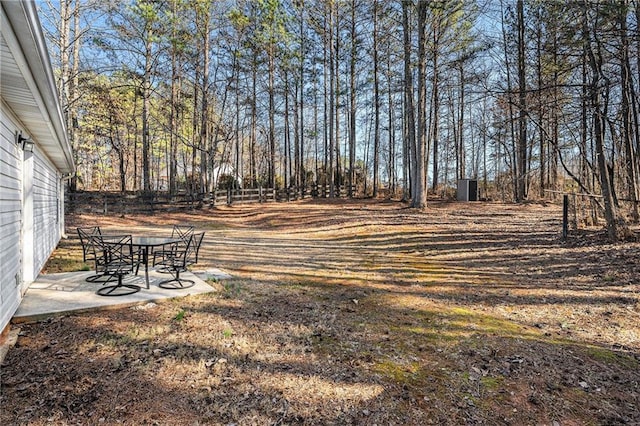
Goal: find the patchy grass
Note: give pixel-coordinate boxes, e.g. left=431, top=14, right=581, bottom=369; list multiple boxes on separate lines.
left=40, top=238, right=88, bottom=274
left=586, top=346, right=639, bottom=368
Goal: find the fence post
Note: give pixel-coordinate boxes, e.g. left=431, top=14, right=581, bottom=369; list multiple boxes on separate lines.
left=227, top=188, right=232, bottom=205
left=571, top=193, right=577, bottom=231
left=562, top=194, right=568, bottom=240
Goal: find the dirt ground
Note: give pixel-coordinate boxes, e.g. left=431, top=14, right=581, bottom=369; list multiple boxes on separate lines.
left=1, top=198, right=639, bottom=425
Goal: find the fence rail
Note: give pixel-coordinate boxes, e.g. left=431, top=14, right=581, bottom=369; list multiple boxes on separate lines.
left=212, top=188, right=277, bottom=205
left=67, top=185, right=357, bottom=214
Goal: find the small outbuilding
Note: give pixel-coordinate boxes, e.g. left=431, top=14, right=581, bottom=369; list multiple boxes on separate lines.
left=1, top=1, right=75, bottom=333
left=457, top=179, right=478, bottom=202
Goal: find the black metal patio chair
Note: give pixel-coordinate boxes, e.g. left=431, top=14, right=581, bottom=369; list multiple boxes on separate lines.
left=154, top=225, right=196, bottom=272
left=77, top=227, right=116, bottom=283
left=90, top=234, right=142, bottom=296
left=154, top=233, right=200, bottom=289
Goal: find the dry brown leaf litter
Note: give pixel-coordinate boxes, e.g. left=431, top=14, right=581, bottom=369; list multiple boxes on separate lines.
left=1, top=199, right=639, bottom=425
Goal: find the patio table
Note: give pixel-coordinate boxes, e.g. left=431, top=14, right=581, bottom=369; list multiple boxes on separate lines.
left=131, top=236, right=182, bottom=289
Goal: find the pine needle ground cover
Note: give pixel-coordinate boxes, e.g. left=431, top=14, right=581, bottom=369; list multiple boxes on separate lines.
left=2, top=199, right=639, bottom=425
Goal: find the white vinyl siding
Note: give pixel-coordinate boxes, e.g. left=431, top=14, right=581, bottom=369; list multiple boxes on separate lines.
left=1, top=105, right=65, bottom=330
left=0, top=107, right=23, bottom=330
left=32, top=152, right=60, bottom=276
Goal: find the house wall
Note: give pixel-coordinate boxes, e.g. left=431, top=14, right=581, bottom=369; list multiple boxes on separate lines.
left=0, top=103, right=24, bottom=330
left=0, top=101, right=63, bottom=330
left=32, top=144, right=62, bottom=280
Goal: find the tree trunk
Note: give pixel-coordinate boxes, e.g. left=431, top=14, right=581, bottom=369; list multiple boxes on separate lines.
left=586, top=18, right=629, bottom=240
left=349, top=0, right=358, bottom=198
left=413, top=0, right=428, bottom=208
left=328, top=1, right=335, bottom=197
left=298, top=2, right=305, bottom=194
left=402, top=1, right=418, bottom=206
left=251, top=61, right=257, bottom=186
left=70, top=0, right=80, bottom=190
left=516, top=0, right=527, bottom=201
left=499, top=0, right=518, bottom=201
left=284, top=70, right=291, bottom=190
left=142, top=48, right=151, bottom=192
left=169, top=0, right=179, bottom=196
left=372, top=0, right=380, bottom=198
left=430, top=29, right=439, bottom=192
left=387, top=50, right=396, bottom=195
left=294, top=77, right=301, bottom=192
left=458, top=62, right=465, bottom=181
left=268, top=47, right=276, bottom=188
left=233, top=51, right=241, bottom=190
left=619, top=0, right=639, bottom=222
left=334, top=4, right=341, bottom=196
left=200, top=6, right=211, bottom=194
left=536, top=12, right=545, bottom=198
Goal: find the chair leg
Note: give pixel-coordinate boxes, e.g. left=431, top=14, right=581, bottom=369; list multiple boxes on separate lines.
left=86, top=273, right=117, bottom=283
left=158, top=268, right=195, bottom=289
left=96, top=274, right=141, bottom=296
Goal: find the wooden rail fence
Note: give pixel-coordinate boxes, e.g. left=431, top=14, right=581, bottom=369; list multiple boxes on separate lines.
left=67, top=186, right=356, bottom=214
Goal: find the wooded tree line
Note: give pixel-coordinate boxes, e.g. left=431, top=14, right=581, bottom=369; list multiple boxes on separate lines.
left=41, top=0, right=640, bottom=239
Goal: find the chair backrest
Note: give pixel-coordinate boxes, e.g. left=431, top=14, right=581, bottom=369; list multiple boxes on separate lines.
left=91, top=234, right=136, bottom=275
left=187, top=232, right=205, bottom=265
left=77, top=226, right=102, bottom=262
left=167, top=233, right=195, bottom=269
left=86, top=233, right=107, bottom=272
left=172, top=225, right=194, bottom=244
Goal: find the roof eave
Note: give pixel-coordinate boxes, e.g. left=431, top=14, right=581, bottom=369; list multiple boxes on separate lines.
left=2, top=0, right=75, bottom=174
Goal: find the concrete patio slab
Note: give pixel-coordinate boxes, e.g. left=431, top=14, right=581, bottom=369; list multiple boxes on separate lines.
left=11, top=268, right=230, bottom=323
